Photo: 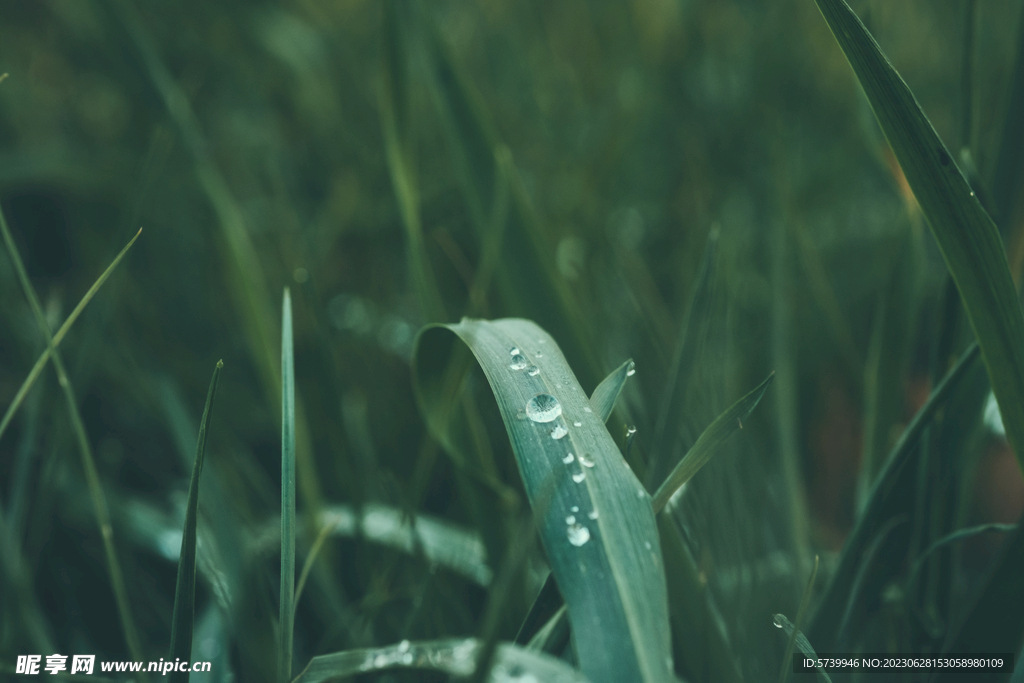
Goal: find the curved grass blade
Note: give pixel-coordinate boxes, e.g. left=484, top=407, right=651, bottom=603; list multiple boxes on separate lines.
left=813, top=0, right=1024, bottom=474
left=169, top=360, right=223, bottom=683
left=808, top=342, right=980, bottom=649
left=413, top=319, right=673, bottom=683
left=652, top=372, right=775, bottom=512
left=771, top=614, right=832, bottom=683
left=589, top=359, right=635, bottom=423
left=279, top=288, right=296, bottom=683
left=0, top=228, right=142, bottom=445
left=909, top=522, right=1017, bottom=584
left=0, top=205, right=146, bottom=673
left=291, top=638, right=592, bottom=683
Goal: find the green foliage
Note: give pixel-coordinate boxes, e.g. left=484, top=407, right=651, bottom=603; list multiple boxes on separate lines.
left=3, top=0, right=1024, bottom=681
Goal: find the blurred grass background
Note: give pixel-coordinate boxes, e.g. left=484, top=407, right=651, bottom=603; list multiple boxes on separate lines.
left=2, top=0, right=1024, bottom=680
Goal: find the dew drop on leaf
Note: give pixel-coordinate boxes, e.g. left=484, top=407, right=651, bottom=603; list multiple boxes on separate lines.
left=562, top=452, right=575, bottom=464
left=509, top=354, right=528, bottom=370
left=573, top=471, right=586, bottom=483
left=551, top=424, right=568, bottom=439
left=578, top=453, right=595, bottom=468
left=626, top=360, right=636, bottom=377
left=526, top=394, right=561, bottom=422
left=527, top=365, right=540, bottom=376
left=567, top=523, right=590, bottom=546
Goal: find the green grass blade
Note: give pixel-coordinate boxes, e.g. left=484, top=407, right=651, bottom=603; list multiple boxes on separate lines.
left=652, top=372, right=774, bottom=512
left=589, top=359, right=635, bottom=423
left=648, top=228, right=718, bottom=488
left=413, top=319, right=674, bottom=683
left=0, top=227, right=142, bottom=445
left=808, top=343, right=981, bottom=649
left=380, top=0, right=447, bottom=322
left=0, top=205, right=147, bottom=673
left=813, top=0, right=1024, bottom=473
left=279, top=288, right=296, bottom=683
left=771, top=614, right=832, bottom=683
left=779, top=555, right=819, bottom=683
left=169, top=360, right=223, bottom=683
left=291, top=638, right=593, bottom=683
left=909, top=522, right=1017, bottom=583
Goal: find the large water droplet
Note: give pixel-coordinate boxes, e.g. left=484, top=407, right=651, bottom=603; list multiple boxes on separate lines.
left=526, top=394, right=561, bottom=422
left=772, top=615, right=783, bottom=629
left=566, top=515, right=576, bottom=524
left=578, top=453, right=595, bottom=468
left=626, top=425, right=637, bottom=437
left=588, top=510, right=599, bottom=520
left=510, top=347, right=521, bottom=356
left=626, top=361, right=636, bottom=377
left=567, top=523, right=590, bottom=546
left=573, top=471, right=586, bottom=483
left=509, top=354, right=528, bottom=370
left=527, top=365, right=540, bottom=376
left=551, top=424, right=568, bottom=439
left=562, top=452, right=575, bottom=464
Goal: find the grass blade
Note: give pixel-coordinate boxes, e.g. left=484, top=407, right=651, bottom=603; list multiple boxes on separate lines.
left=279, top=288, right=296, bottom=683
left=414, top=319, right=674, bottom=683
left=648, top=227, right=718, bottom=488
left=0, top=228, right=142, bottom=445
left=169, top=360, right=223, bottom=683
left=771, top=614, right=832, bottom=683
left=808, top=342, right=981, bottom=650
left=813, top=0, right=1024, bottom=474
left=909, top=522, right=1017, bottom=583
left=652, top=372, right=775, bottom=512
left=589, top=359, right=635, bottom=423
left=0, top=204, right=146, bottom=672
left=779, top=556, right=820, bottom=683
left=291, top=638, right=592, bottom=683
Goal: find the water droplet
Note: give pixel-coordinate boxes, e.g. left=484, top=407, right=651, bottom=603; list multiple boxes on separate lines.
left=562, top=452, right=575, bottom=464
left=398, top=640, right=410, bottom=653
left=645, top=541, right=652, bottom=550
left=515, top=409, right=526, bottom=420
left=374, top=654, right=388, bottom=668
left=555, top=383, right=562, bottom=388
left=578, top=453, right=595, bottom=468
left=571, top=505, right=579, bottom=512
left=535, top=352, right=543, bottom=358
left=401, top=653, right=413, bottom=665
left=588, top=510, right=599, bottom=520
left=626, top=426, right=637, bottom=437
left=773, top=615, right=783, bottom=629
left=637, top=488, right=645, bottom=498
left=510, top=354, right=528, bottom=370
left=526, top=394, right=561, bottom=422
left=567, top=523, right=590, bottom=546
left=626, top=361, right=636, bottom=377
left=583, top=406, right=593, bottom=413
left=527, top=365, right=540, bottom=376
left=573, top=420, right=582, bottom=427
left=573, top=471, right=586, bottom=483
left=510, top=347, right=520, bottom=356
left=970, top=191, right=976, bottom=197
left=566, top=515, right=576, bottom=524
left=551, top=424, right=568, bottom=439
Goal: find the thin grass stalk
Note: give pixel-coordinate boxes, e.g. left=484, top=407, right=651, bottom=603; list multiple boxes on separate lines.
left=0, top=207, right=146, bottom=673
left=0, top=228, right=142, bottom=444
left=279, top=288, right=297, bottom=683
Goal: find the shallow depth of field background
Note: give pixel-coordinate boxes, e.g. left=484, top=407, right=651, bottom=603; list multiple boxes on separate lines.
left=2, top=0, right=1024, bottom=681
